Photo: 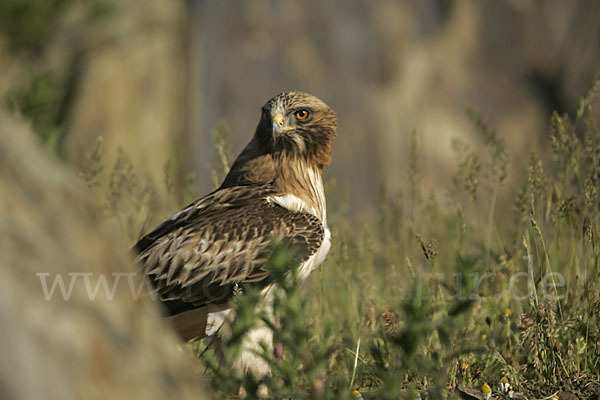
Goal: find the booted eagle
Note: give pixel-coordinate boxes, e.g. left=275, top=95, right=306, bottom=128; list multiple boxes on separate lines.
left=133, top=91, right=336, bottom=375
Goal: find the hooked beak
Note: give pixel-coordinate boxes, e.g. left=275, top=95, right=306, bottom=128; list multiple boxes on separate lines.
left=272, top=113, right=295, bottom=139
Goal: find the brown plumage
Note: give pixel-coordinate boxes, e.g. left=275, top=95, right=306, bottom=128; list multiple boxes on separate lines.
left=219, top=91, right=336, bottom=188
left=133, top=91, right=336, bottom=373
left=135, top=185, right=324, bottom=315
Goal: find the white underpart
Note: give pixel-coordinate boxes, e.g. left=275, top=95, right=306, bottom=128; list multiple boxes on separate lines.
left=234, top=322, right=273, bottom=378
left=205, top=305, right=232, bottom=336
left=298, top=227, right=331, bottom=280
left=206, top=285, right=276, bottom=378
left=269, top=193, right=320, bottom=220
left=233, top=284, right=275, bottom=378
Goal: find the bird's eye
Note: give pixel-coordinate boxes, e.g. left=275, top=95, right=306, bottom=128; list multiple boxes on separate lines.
left=295, top=109, right=310, bottom=120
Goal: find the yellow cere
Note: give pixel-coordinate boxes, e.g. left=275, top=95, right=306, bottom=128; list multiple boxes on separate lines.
left=273, top=113, right=284, bottom=127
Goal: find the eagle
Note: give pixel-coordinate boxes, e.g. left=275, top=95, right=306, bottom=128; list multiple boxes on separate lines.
left=133, top=91, right=337, bottom=375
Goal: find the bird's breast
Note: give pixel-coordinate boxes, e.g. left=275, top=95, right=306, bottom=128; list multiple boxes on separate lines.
left=297, top=226, right=331, bottom=281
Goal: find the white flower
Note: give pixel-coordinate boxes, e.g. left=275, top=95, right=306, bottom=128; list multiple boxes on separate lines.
left=499, top=376, right=511, bottom=392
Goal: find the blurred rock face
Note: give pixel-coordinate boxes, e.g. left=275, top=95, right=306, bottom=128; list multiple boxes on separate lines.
left=0, top=114, right=207, bottom=400
left=63, top=0, right=186, bottom=197
left=189, top=0, right=600, bottom=210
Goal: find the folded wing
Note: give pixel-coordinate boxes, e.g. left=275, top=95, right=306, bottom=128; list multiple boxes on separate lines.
left=133, top=185, right=324, bottom=316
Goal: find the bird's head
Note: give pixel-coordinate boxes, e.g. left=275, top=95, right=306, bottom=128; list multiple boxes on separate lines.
left=255, top=91, right=337, bottom=170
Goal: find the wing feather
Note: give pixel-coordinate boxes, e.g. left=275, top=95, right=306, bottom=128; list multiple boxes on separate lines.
left=134, top=185, right=324, bottom=316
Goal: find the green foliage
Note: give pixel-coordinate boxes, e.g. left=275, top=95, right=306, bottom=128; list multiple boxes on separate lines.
left=0, top=0, right=115, bottom=54
left=0, top=0, right=72, bottom=53
left=5, top=72, right=67, bottom=157
left=2, top=0, right=116, bottom=159
left=452, top=138, right=481, bottom=201
left=466, top=106, right=508, bottom=185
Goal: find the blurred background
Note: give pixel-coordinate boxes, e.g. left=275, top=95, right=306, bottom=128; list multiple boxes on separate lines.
left=1, top=0, right=599, bottom=216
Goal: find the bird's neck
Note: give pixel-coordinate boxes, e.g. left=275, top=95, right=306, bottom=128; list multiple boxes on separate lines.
left=219, top=137, right=274, bottom=188
left=271, top=156, right=327, bottom=224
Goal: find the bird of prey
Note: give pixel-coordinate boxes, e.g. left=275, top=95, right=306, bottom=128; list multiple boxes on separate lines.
left=133, top=91, right=337, bottom=375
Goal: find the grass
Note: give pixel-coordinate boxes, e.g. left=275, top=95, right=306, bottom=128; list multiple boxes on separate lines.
left=195, top=77, right=599, bottom=399
left=13, top=73, right=600, bottom=398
